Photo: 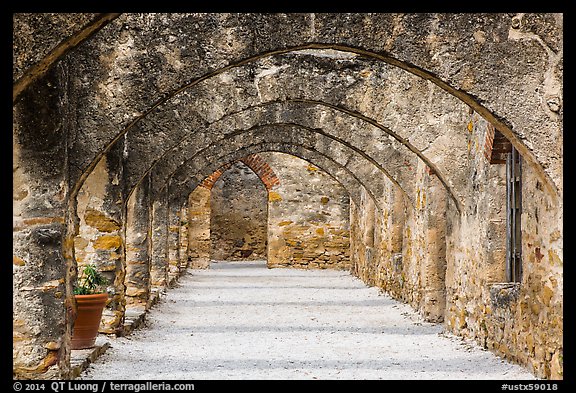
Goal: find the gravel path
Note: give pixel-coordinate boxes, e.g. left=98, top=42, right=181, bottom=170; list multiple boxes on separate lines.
left=79, top=260, right=536, bottom=380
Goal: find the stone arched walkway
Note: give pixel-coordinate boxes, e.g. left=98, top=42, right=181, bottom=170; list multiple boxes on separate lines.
left=13, top=14, right=562, bottom=380
left=78, top=261, right=535, bottom=380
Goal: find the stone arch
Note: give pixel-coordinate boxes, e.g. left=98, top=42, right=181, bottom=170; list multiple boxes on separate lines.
left=91, top=75, right=470, bottom=320
left=97, top=52, right=487, bottom=216
left=151, top=118, right=410, bottom=209
left=177, top=147, right=356, bottom=270
left=187, top=154, right=278, bottom=265
left=199, top=154, right=280, bottom=191
left=165, top=129, right=393, bottom=211
left=66, top=40, right=560, bottom=207
left=154, top=139, right=374, bottom=281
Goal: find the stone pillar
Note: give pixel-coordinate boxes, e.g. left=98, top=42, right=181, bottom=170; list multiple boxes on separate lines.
left=383, top=186, right=407, bottom=290
left=179, top=206, right=189, bottom=272
left=187, top=186, right=211, bottom=269
left=74, top=145, right=125, bottom=334
left=350, top=187, right=377, bottom=284
left=124, top=175, right=151, bottom=309
left=390, top=187, right=406, bottom=259
left=362, top=195, right=377, bottom=286
left=13, top=65, right=70, bottom=379
left=420, top=173, right=448, bottom=322
left=150, top=189, right=169, bottom=290
left=167, top=202, right=182, bottom=285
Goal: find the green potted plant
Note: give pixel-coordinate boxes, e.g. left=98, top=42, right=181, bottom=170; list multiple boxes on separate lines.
left=71, top=264, right=109, bottom=350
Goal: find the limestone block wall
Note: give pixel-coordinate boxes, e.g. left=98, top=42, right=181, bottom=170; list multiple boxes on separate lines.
left=187, top=187, right=211, bottom=269
left=350, top=110, right=563, bottom=379
left=513, top=164, right=562, bottom=379
left=351, top=160, right=447, bottom=323
left=444, top=163, right=563, bottom=378
left=264, top=152, right=351, bottom=270
left=74, top=154, right=125, bottom=334
left=442, top=113, right=563, bottom=379
left=124, top=177, right=152, bottom=309
left=210, top=161, right=268, bottom=261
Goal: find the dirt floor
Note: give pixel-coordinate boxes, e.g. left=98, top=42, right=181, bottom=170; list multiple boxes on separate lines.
left=79, top=260, right=537, bottom=380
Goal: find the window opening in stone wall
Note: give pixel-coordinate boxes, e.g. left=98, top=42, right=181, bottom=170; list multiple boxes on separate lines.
left=485, top=126, right=523, bottom=283
left=506, top=144, right=522, bottom=283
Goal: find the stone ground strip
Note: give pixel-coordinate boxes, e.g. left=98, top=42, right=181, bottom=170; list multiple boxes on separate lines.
left=78, top=261, right=536, bottom=380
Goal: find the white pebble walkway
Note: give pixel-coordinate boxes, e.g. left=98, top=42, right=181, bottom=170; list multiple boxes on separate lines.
left=79, top=260, right=537, bottom=380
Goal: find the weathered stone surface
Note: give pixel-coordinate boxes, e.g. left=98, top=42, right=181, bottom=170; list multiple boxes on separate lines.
left=264, top=153, right=350, bottom=270
left=46, top=13, right=561, bottom=204
left=13, top=13, right=98, bottom=83
left=74, top=146, right=127, bottom=335
left=84, top=209, right=121, bottom=232
left=92, top=235, right=122, bottom=250
left=125, top=176, right=151, bottom=308
left=13, top=63, right=72, bottom=380
left=167, top=204, right=184, bottom=284
left=13, top=13, right=562, bottom=380
left=186, top=187, right=211, bottom=269
left=150, top=191, right=170, bottom=286
left=210, top=161, right=268, bottom=261
left=166, top=126, right=390, bottom=209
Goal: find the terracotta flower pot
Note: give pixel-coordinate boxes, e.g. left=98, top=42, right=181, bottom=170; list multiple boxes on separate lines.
left=71, top=293, right=108, bottom=350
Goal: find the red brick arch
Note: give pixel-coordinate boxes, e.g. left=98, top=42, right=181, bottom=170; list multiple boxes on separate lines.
left=199, top=154, right=279, bottom=191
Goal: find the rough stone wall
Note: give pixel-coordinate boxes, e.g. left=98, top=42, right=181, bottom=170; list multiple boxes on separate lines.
left=13, top=64, right=72, bottom=379
left=210, top=161, right=268, bottom=261
left=443, top=113, right=563, bottom=379
left=350, top=109, right=563, bottom=379
left=442, top=112, right=563, bottom=379
left=74, top=152, right=125, bottom=334
left=513, top=163, right=562, bottom=379
left=264, top=152, right=351, bottom=270
left=351, top=161, right=448, bottom=323
left=187, top=186, right=211, bottom=269
left=124, top=176, right=151, bottom=309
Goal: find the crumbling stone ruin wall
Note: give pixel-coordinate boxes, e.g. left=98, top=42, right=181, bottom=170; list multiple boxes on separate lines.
left=210, top=161, right=268, bottom=261
left=74, top=152, right=125, bottom=334
left=263, top=152, right=351, bottom=270
left=351, top=110, right=563, bottom=378
left=187, top=186, right=211, bottom=269
left=13, top=13, right=562, bottom=379
left=186, top=152, right=350, bottom=268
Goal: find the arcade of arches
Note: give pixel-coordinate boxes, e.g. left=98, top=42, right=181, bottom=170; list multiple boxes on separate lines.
left=13, top=13, right=563, bottom=380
